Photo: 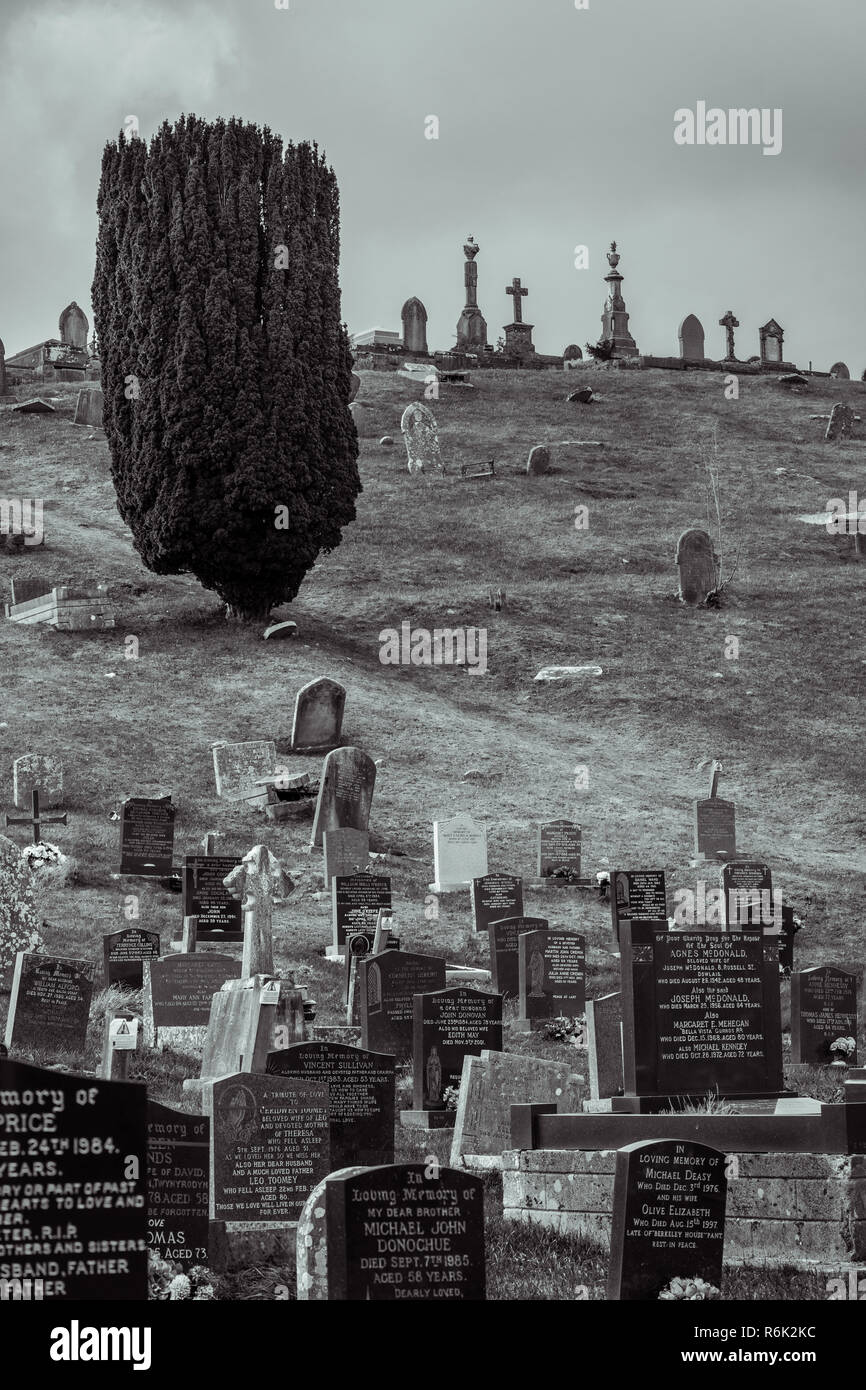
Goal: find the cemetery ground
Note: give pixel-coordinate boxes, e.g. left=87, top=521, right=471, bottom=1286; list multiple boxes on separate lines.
left=0, top=365, right=863, bottom=1300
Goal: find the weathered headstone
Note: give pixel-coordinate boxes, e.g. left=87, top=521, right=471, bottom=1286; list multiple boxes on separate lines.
left=266, top=1041, right=396, bottom=1167
left=675, top=528, right=717, bottom=605
left=331, top=873, right=392, bottom=955
left=297, top=1163, right=485, bottom=1300
left=199, top=975, right=305, bottom=1081
left=0, top=1058, right=147, bottom=1299
left=103, top=926, right=160, bottom=989
left=310, top=746, right=377, bottom=849
left=470, top=872, right=523, bottom=933
left=182, top=854, right=244, bottom=942
left=13, top=753, right=63, bottom=809
left=517, top=929, right=586, bottom=1029
left=829, top=362, right=850, bottom=380
left=721, top=861, right=776, bottom=931
left=409, top=986, right=503, bottom=1124
left=607, top=1140, right=727, bottom=1301
left=450, top=1050, right=585, bottom=1165
left=430, top=813, right=488, bottom=892
left=618, top=924, right=784, bottom=1109
left=563, top=344, right=583, bottom=362
left=694, top=796, right=736, bottom=862
left=586, top=991, right=623, bottom=1100
left=322, top=827, right=370, bottom=887
left=791, top=966, right=859, bottom=1064
left=401, top=297, right=429, bottom=354
left=143, top=953, right=241, bottom=1047
left=119, top=795, right=175, bottom=876
left=212, top=740, right=277, bottom=807
left=825, top=403, right=855, bottom=440
left=400, top=402, right=444, bottom=475
left=72, top=387, right=104, bottom=426
left=526, top=444, right=551, bottom=475
left=360, top=949, right=446, bottom=1059
left=289, top=677, right=346, bottom=752
left=4, top=952, right=94, bottom=1053
left=537, top=820, right=582, bottom=881
left=223, top=845, right=293, bottom=977
left=678, top=314, right=705, bottom=361
left=147, top=1101, right=210, bottom=1268
left=58, top=301, right=89, bottom=349
left=489, top=916, right=549, bottom=997
left=610, top=868, right=667, bottom=946
left=209, top=1072, right=330, bottom=1222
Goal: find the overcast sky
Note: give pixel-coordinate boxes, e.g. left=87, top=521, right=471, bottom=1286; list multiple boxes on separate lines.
left=2, top=0, right=864, bottom=370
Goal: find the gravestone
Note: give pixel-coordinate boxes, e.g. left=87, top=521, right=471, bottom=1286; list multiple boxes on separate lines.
left=147, top=1101, right=210, bottom=1268
left=607, top=1140, right=727, bottom=1301
left=310, top=746, right=377, bottom=849
left=721, top=861, right=776, bottom=930
left=430, top=813, right=488, bottom=892
left=266, top=1041, right=395, bottom=1167
left=401, top=297, right=429, bottom=354
left=829, top=362, right=850, bottom=380
left=610, top=869, right=667, bottom=946
left=289, top=677, right=346, bottom=752
left=360, top=949, right=446, bottom=1059
left=297, top=1163, right=485, bottom=1300
left=331, top=873, right=392, bottom=954
left=182, top=854, right=244, bottom=942
left=198, top=976, right=305, bottom=1082
left=103, top=926, right=160, bottom=989
left=0, top=833, right=41, bottom=989
left=0, top=1058, right=147, bottom=1300
left=618, top=923, right=784, bottom=1110
left=400, top=402, right=444, bottom=475
left=779, top=903, right=799, bottom=975
left=675, top=528, right=717, bottom=605
left=450, top=1051, right=585, bottom=1165
left=517, top=929, right=586, bottom=1029
left=13, top=753, right=63, bottom=809
left=212, top=740, right=277, bottom=807
left=563, top=344, right=583, bottom=361
left=471, top=873, right=523, bottom=933
left=58, top=301, right=89, bottom=349
left=5, top=952, right=94, bottom=1053
left=209, top=1072, right=330, bottom=1222
left=488, top=916, right=549, bottom=997
left=323, top=827, right=369, bottom=887
left=537, top=820, right=582, bottom=881
left=694, top=797, right=736, bottom=862
left=72, top=388, right=104, bottom=426
left=677, top=314, right=705, bottom=361
left=119, top=795, right=175, bottom=876
left=410, top=986, right=503, bottom=1122
left=791, top=966, right=859, bottom=1064
left=526, top=444, right=551, bottom=475
left=586, top=991, right=623, bottom=1099
left=224, top=844, right=293, bottom=978
left=826, top=403, right=855, bottom=440
left=143, top=953, right=241, bottom=1047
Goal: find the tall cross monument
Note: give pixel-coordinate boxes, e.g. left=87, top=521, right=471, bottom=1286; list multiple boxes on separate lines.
left=719, top=310, right=739, bottom=361
left=503, top=275, right=536, bottom=358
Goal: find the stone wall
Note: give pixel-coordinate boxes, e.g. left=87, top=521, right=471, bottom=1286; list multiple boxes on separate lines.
left=502, top=1148, right=866, bottom=1266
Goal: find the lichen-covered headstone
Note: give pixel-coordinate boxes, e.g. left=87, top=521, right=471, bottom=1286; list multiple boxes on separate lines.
left=400, top=402, right=444, bottom=475
left=825, top=403, right=855, bottom=441
left=0, top=834, right=43, bottom=989
left=675, top=528, right=717, bottom=605
left=13, top=753, right=63, bottom=809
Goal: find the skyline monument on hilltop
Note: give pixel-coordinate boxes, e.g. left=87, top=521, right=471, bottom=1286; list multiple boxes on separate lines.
left=600, top=242, right=639, bottom=358
left=455, top=236, right=488, bottom=351
left=503, top=276, right=536, bottom=358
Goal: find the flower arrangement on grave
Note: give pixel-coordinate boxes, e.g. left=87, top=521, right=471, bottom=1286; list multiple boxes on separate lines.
left=658, top=1276, right=720, bottom=1301
left=443, top=1084, right=460, bottom=1111
left=147, top=1251, right=218, bottom=1300
left=829, top=1036, right=856, bottom=1066
left=542, top=1015, right=584, bottom=1046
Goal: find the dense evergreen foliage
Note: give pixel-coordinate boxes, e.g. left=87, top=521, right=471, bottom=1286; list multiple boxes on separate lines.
left=92, top=116, right=360, bottom=620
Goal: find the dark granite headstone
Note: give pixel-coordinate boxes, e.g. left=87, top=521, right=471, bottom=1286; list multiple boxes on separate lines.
left=290, top=677, right=346, bottom=752
left=611, top=869, right=667, bottom=946
left=310, top=746, right=377, bottom=848
left=182, top=855, right=244, bottom=941
left=536, top=820, right=582, bottom=880
left=488, top=916, right=548, bottom=997
left=0, top=1058, right=147, bottom=1299
left=103, top=927, right=161, bottom=989
left=209, top=1071, right=330, bottom=1221
left=517, top=929, right=586, bottom=1027
left=147, top=1101, right=210, bottom=1267
left=119, top=796, right=175, bottom=876
left=412, top=986, right=503, bottom=1112
left=321, top=1163, right=485, bottom=1300
left=360, top=950, right=446, bottom=1060
left=779, top=904, right=799, bottom=975
left=323, top=828, right=370, bottom=887
left=791, top=966, right=859, bottom=1064
left=4, top=952, right=94, bottom=1053
left=721, top=861, right=775, bottom=929
left=693, top=798, right=736, bottom=862
left=586, top=991, right=623, bottom=1099
left=607, top=1139, right=727, bottom=1301
left=266, top=1041, right=395, bottom=1166
left=143, top=953, right=241, bottom=1042
left=331, top=873, right=392, bottom=952
left=470, top=873, right=523, bottom=933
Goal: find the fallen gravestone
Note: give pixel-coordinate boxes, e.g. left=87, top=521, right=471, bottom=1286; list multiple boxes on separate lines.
left=407, top=986, right=503, bottom=1128
left=791, top=965, right=859, bottom=1065
left=489, top=916, right=548, bottom=997
left=400, top=402, right=444, bottom=474
left=360, top=949, right=446, bottom=1059
left=212, top=740, right=277, bottom=807
left=471, top=873, right=523, bottom=933
left=430, top=813, right=487, bottom=893
left=288, top=677, right=346, bottom=753
left=297, top=1163, right=485, bottom=1300
left=266, top=1040, right=396, bottom=1167
left=13, top=753, right=63, bottom=808
left=5, top=951, right=94, bottom=1054
left=119, top=795, right=175, bottom=876
left=610, top=868, right=667, bottom=946
left=516, top=928, right=586, bottom=1030
left=676, top=528, right=717, bottom=605
left=567, top=387, right=593, bottom=403
left=103, top=926, right=161, bottom=989
left=147, top=1100, right=210, bottom=1268
left=310, top=746, right=377, bottom=849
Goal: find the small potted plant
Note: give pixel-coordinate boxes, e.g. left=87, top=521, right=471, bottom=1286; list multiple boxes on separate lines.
left=829, top=1036, right=856, bottom=1067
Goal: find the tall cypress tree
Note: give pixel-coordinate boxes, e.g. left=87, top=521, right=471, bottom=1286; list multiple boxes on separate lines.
left=92, top=116, right=360, bottom=621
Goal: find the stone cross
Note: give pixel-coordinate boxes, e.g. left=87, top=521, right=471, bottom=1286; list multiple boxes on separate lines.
left=4, top=788, right=67, bottom=845
left=223, top=845, right=293, bottom=977
left=506, top=277, right=529, bottom=324
left=719, top=310, right=739, bottom=360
